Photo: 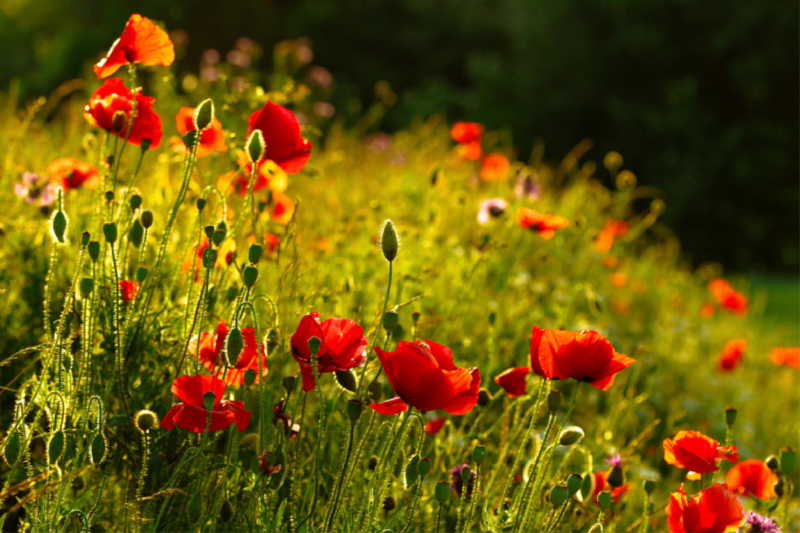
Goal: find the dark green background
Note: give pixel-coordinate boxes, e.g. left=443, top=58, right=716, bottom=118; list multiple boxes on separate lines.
left=2, top=0, right=797, bottom=272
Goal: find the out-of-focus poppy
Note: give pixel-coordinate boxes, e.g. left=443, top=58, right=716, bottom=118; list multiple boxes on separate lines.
left=119, top=280, right=140, bottom=303
left=529, top=325, right=635, bottom=391
left=718, top=339, right=746, bottom=372
left=726, top=459, right=778, bottom=501
left=596, top=220, right=629, bottom=253
left=450, top=122, right=484, bottom=144
left=263, top=191, right=295, bottom=225
left=707, top=278, right=748, bottom=316
left=161, top=374, right=251, bottom=433
left=172, top=107, right=227, bottom=157
left=290, top=312, right=368, bottom=391
left=189, top=321, right=268, bottom=386
left=663, top=430, right=738, bottom=477
left=221, top=156, right=290, bottom=198
left=458, top=141, right=483, bottom=161
left=769, top=347, right=800, bottom=369
left=370, top=340, right=481, bottom=415
left=610, top=272, right=627, bottom=288
left=94, top=14, right=174, bottom=78
left=273, top=398, right=300, bottom=439
left=46, top=158, right=100, bottom=190
left=424, top=418, right=447, bottom=435
left=480, top=153, right=510, bottom=181
left=516, top=208, right=569, bottom=239
left=247, top=101, right=312, bottom=174
left=494, top=367, right=531, bottom=398
left=259, top=451, right=282, bottom=476
left=477, top=198, right=508, bottom=225
left=181, top=235, right=236, bottom=281
left=84, top=78, right=162, bottom=149
left=700, top=303, right=716, bottom=319
left=666, top=484, right=745, bottom=533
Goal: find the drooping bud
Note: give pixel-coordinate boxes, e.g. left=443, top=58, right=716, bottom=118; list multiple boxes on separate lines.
left=219, top=500, right=233, bottom=523
left=129, top=219, right=144, bottom=248
left=766, top=455, right=780, bottom=472
left=140, top=209, right=154, bottom=229
left=411, top=311, right=421, bottom=324
left=88, top=241, right=101, bottom=262
left=347, top=399, right=363, bottom=422
left=2, top=431, right=21, bottom=467
left=780, top=447, right=797, bottom=473
left=195, top=99, right=215, bottom=131
left=405, top=455, right=420, bottom=487
left=103, top=222, right=118, bottom=244
left=335, top=370, right=357, bottom=393
left=644, top=479, right=656, bottom=495
left=547, top=390, right=563, bottom=413
left=129, top=194, right=142, bottom=210
left=243, top=265, right=259, bottom=288
left=418, top=458, right=432, bottom=477
left=196, top=198, right=207, bottom=213
left=559, top=426, right=585, bottom=446
left=136, top=267, right=148, bottom=283
left=81, top=231, right=90, bottom=247
left=308, top=336, right=322, bottom=357
left=247, top=130, right=266, bottom=163
left=225, top=328, right=244, bottom=367
left=725, top=407, right=737, bottom=427
left=548, top=485, right=569, bottom=507
left=435, top=481, right=451, bottom=503
left=597, top=491, right=613, bottom=510
left=477, top=388, right=492, bottom=407
left=244, top=369, right=257, bottom=387
left=134, top=410, right=159, bottom=432
left=47, top=430, right=65, bottom=464
left=567, top=474, right=583, bottom=496
left=79, top=277, right=95, bottom=298
left=90, top=432, right=107, bottom=465
left=203, top=248, right=218, bottom=270
left=249, top=244, right=264, bottom=264
left=203, top=391, right=216, bottom=412
left=382, top=310, right=399, bottom=332
left=379, top=219, right=399, bottom=262
left=112, top=111, right=127, bottom=134
left=473, top=445, right=487, bottom=464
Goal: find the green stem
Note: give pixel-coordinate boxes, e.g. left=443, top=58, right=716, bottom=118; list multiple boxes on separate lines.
left=547, top=500, right=570, bottom=533
left=435, top=503, right=444, bottom=533
left=357, top=260, right=393, bottom=399
left=324, top=419, right=357, bottom=530
left=110, top=243, right=134, bottom=435
left=295, top=354, right=326, bottom=530
left=463, top=463, right=481, bottom=533
left=366, top=409, right=412, bottom=531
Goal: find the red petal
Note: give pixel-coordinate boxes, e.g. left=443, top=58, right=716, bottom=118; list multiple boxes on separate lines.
left=443, top=368, right=481, bottom=415
left=370, top=396, right=409, bottom=415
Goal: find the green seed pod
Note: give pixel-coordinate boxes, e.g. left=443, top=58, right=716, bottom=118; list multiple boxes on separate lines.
left=105, top=190, right=115, bottom=202
left=411, top=311, right=421, bottom=324
left=549, top=485, right=569, bottom=507
left=243, top=265, right=259, bottom=288
left=217, top=221, right=228, bottom=232
left=188, top=492, right=203, bottom=523
left=567, top=474, right=583, bottom=496
left=47, top=430, right=65, bottom=464
left=559, top=426, right=585, bottom=446
left=379, top=219, right=399, bottom=262
left=134, top=410, right=158, bottom=432
left=597, top=491, right=613, bottom=510
left=368, top=380, right=383, bottom=403
left=473, top=445, right=487, bottom=464
left=247, top=130, right=266, bottom=163
left=2, top=430, right=21, bottom=467
left=136, top=267, right=148, bottom=283
left=435, top=481, right=451, bottom=503
left=129, top=194, right=142, bottom=210
left=184, top=130, right=198, bottom=149
left=79, top=277, right=95, bottom=298
left=129, top=219, right=144, bottom=248
left=196, top=198, right=207, bottom=212
left=607, top=465, right=624, bottom=489
left=244, top=369, right=257, bottom=387
left=477, top=388, right=492, bottom=407
left=195, top=99, right=215, bottom=131
left=405, top=455, right=420, bottom=488
left=382, top=310, right=399, bottom=332
left=335, top=370, right=357, bottom=393
left=52, top=210, right=68, bottom=243
left=780, top=447, right=797, bottom=473
left=219, top=500, right=233, bottom=523
left=103, top=222, right=117, bottom=244
left=460, top=466, right=472, bottom=483
left=204, top=225, right=215, bottom=239
left=644, top=479, right=656, bottom=495
left=283, top=375, right=297, bottom=393
left=226, top=328, right=244, bottom=367
left=249, top=244, right=264, bottom=264
left=547, top=390, right=562, bottom=412
left=203, top=391, right=216, bottom=412
left=347, top=399, right=363, bottom=422
left=725, top=407, right=737, bottom=427
left=88, top=241, right=101, bottom=262
left=140, top=209, right=154, bottom=229
left=203, top=248, right=218, bottom=270
left=418, top=458, right=432, bottom=477
left=212, top=228, right=226, bottom=247
left=90, top=433, right=107, bottom=465
left=81, top=231, right=90, bottom=247
left=226, top=284, right=239, bottom=302
left=308, top=336, right=322, bottom=357
left=112, top=111, right=127, bottom=133
left=488, top=312, right=497, bottom=326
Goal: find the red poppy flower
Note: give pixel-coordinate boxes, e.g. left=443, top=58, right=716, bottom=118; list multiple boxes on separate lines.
left=458, top=141, right=483, bottom=161
left=119, top=280, right=140, bottom=303
left=769, top=347, right=800, bottom=369
left=494, top=367, right=531, bottom=398
left=172, top=107, right=227, bottom=157
left=161, top=375, right=252, bottom=433
left=424, top=418, right=447, bottom=435
left=290, top=312, right=368, bottom=391
left=480, top=153, right=510, bottom=181
left=247, top=101, right=312, bottom=174
left=718, top=339, right=746, bottom=372
left=592, top=471, right=630, bottom=505
left=529, top=325, right=635, bottom=391
left=700, top=303, right=716, bottom=319
left=516, top=208, right=569, bottom=239
left=265, top=233, right=280, bottom=253
left=596, top=220, right=630, bottom=253
left=707, top=278, right=748, bottom=316
left=46, top=158, right=100, bottom=190
left=189, top=322, right=268, bottom=386
left=84, top=78, right=162, bottom=149
left=663, top=430, right=739, bottom=476
left=94, top=14, right=175, bottom=79
left=450, top=122, right=484, bottom=144
left=370, top=340, right=481, bottom=416
left=666, top=484, right=745, bottom=533
left=726, top=459, right=778, bottom=500
left=259, top=451, right=282, bottom=475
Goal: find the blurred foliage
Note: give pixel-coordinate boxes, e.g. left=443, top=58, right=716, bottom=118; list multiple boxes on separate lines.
left=0, top=0, right=797, bottom=273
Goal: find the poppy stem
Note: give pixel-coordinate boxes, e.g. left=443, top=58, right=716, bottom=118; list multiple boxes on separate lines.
left=295, top=350, right=325, bottom=530
left=639, top=489, right=651, bottom=533
left=462, top=462, right=482, bottom=533
left=356, top=259, right=393, bottom=399
left=366, top=408, right=412, bottom=531
left=546, top=498, right=570, bottom=533
left=110, top=242, right=135, bottom=437
left=323, top=415, right=357, bottom=531
left=109, top=64, right=137, bottom=192
left=234, top=301, right=267, bottom=451
left=434, top=502, right=444, bottom=533
left=512, top=412, right=555, bottom=533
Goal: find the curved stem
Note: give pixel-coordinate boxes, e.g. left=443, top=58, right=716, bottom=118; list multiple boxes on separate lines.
left=295, top=355, right=326, bottom=530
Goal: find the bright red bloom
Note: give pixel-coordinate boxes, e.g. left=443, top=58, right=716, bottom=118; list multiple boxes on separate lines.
left=726, top=459, right=778, bottom=500
left=516, top=208, right=569, bottom=239
left=424, top=418, right=447, bottom=435
left=529, top=325, right=635, bottom=391
left=290, top=312, right=368, bottom=391
left=592, top=471, right=630, bottom=505
left=666, top=484, right=745, bottom=533
left=119, top=280, right=140, bottom=303
left=480, top=153, right=510, bottom=181
left=450, top=122, right=484, bottom=144
left=247, top=101, right=312, bottom=174
left=84, top=78, right=162, bottom=149
left=663, top=430, right=738, bottom=476
left=46, top=158, right=100, bottom=190
left=189, top=322, right=268, bottom=386
left=596, top=220, right=630, bottom=253
left=769, top=347, right=800, bottom=369
left=494, top=367, right=531, bottom=398
left=94, top=14, right=175, bottom=79
left=172, top=107, right=227, bottom=157
left=161, top=375, right=252, bottom=433
left=708, top=278, right=748, bottom=316
left=718, top=339, right=746, bottom=372
left=700, top=303, right=716, bottom=319
left=263, top=191, right=296, bottom=225
left=370, top=340, right=481, bottom=415
left=459, top=141, right=483, bottom=161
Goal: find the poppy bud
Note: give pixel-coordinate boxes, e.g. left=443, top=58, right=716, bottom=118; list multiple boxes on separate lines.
left=549, top=485, right=569, bottom=507
left=196, top=198, right=207, bottom=212
left=52, top=210, right=68, bottom=243
left=473, top=445, right=487, bottom=464
left=725, top=407, right=737, bottom=427
left=103, top=222, right=118, bottom=244
left=489, top=312, right=497, bottom=326
left=774, top=477, right=784, bottom=498
left=780, top=447, right=797, bottom=473
left=460, top=466, right=472, bottom=483
left=249, top=244, right=263, bottom=264
left=547, top=390, right=562, bottom=413
left=644, top=479, right=656, bottom=495
left=79, top=277, right=94, bottom=298
left=418, top=458, right=432, bottom=477
left=559, top=426, right=585, bottom=446
left=136, top=267, right=148, bottom=283
left=203, top=391, right=216, bottom=412
left=129, top=219, right=144, bottom=248
left=347, top=399, right=363, bottom=422
left=335, top=370, right=357, bottom=393
left=607, top=464, right=624, bottom=489
left=368, top=456, right=378, bottom=471
left=382, top=496, right=396, bottom=512
left=226, top=328, right=244, bottom=367
left=219, top=500, right=233, bottom=523
left=379, top=219, right=399, bottom=262
left=90, top=433, right=107, bottom=466
left=766, top=455, right=780, bottom=472
left=392, top=324, right=406, bottom=342
left=247, top=130, right=266, bottom=163
left=368, top=381, right=383, bottom=403
left=243, top=265, right=259, bottom=288
left=567, top=474, right=583, bottom=496
left=435, top=481, right=451, bottom=503
left=405, top=455, right=420, bottom=487
left=283, top=375, right=297, bottom=393
left=129, top=194, right=142, bottom=210
left=244, top=369, right=257, bottom=387
left=184, top=130, right=198, bottom=149
left=81, top=231, right=90, bottom=247
left=88, top=241, right=101, bottom=262
left=581, top=474, right=595, bottom=501
left=240, top=434, right=258, bottom=449
left=134, top=410, right=159, bottom=433
left=105, top=190, right=115, bottom=202
left=597, top=491, right=613, bottom=510
left=47, top=430, right=65, bottom=465
left=203, top=248, right=218, bottom=270
left=383, top=310, right=399, bottom=332
left=195, top=99, right=215, bottom=131
left=2, top=431, right=20, bottom=467
left=212, top=228, right=226, bottom=247
left=307, top=336, right=322, bottom=357
left=112, top=111, right=127, bottom=133
left=204, top=225, right=215, bottom=239
left=140, top=210, right=154, bottom=229
left=477, top=388, right=492, bottom=407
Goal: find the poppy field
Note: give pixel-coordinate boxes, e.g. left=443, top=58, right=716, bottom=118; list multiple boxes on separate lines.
left=0, top=14, right=798, bottom=533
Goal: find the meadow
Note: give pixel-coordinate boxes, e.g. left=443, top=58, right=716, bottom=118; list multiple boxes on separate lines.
left=0, top=14, right=797, bottom=533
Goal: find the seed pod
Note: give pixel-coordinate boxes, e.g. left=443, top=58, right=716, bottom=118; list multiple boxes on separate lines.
left=212, top=228, right=226, bottom=247
left=473, top=445, right=487, bottom=464
left=405, top=455, right=420, bottom=487
left=477, top=389, right=492, bottom=407
left=335, top=370, right=357, bottom=393
left=781, top=447, right=797, bottom=473
left=347, top=399, right=363, bottom=422
left=52, top=210, right=68, bottom=243
left=88, top=241, right=101, bottom=262
left=379, top=220, right=399, bottom=262
left=435, top=481, right=450, bottom=503
left=418, top=458, right=432, bottom=477
left=136, top=267, right=148, bottom=283
left=226, top=328, right=244, bottom=367
left=244, top=369, right=257, bottom=387
left=2, top=430, right=21, bottom=466
left=249, top=244, right=264, bottom=264
left=547, top=390, right=562, bottom=413
left=243, top=266, right=259, bottom=288
left=203, top=248, right=218, bottom=270
left=725, top=407, right=737, bottom=427
left=283, top=375, right=297, bottom=393
left=368, top=456, right=378, bottom=471
left=204, top=225, right=215, bottom=239
left=644, top=479, right=656, bottom=495
left=129, top=219, right=144, bottom=248
left=382, top=310, right=399, bottom=332
left=47, top=430, right=65, bottom=464
left=382, top=496, right=396, bottom=512
left=240, top=434, right=258, bottom=449
left=90, top=433, right=108, bottom=465
left=766, top=455, right=780, bottom=472
left=392, top=324, right=406, bottom=342
left=103, top=222, right=118, bottom=244
left=307, top=336, right=322, bottom=357
left=129, top=194, right=142, bottom=210
left=597, top=491, right=613, bottom=510
left=104, top=190, right=115, bottom=202
left=81, top=231, right=90, bottom=247
left=549, top=485, right=569, bottom=507
left=79, top=277, right=95, bottom=298
left=203, top=391, right=217, bottom=412
left=567, top=474, right=583, bottom=496
left=195, top=99, right=215, bottom=131
left=196, top=198, right=207, bottom=212
left=134, top=410, right=158, bottom=432
left=140, top=209, right=154, bottom=229
left=460, top=466, right=472, bottom=483
left=559, top=426, right=585, bottom=446
left=112, top=111, right=127, bottom=133
left=607, top=464, right=624, bottom=489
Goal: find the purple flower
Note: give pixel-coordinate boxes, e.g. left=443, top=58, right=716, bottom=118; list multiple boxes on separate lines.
left=605, top=454, right=622, bottom=468
left=514, top=170, right=541, bottom=201
left=477, top=198, right=508, bottom=225
left=449, top=464, right=477, bottom=499
left=743, top=511, right=781, bottom=533
left=15, top=172, right=57, bottom=206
